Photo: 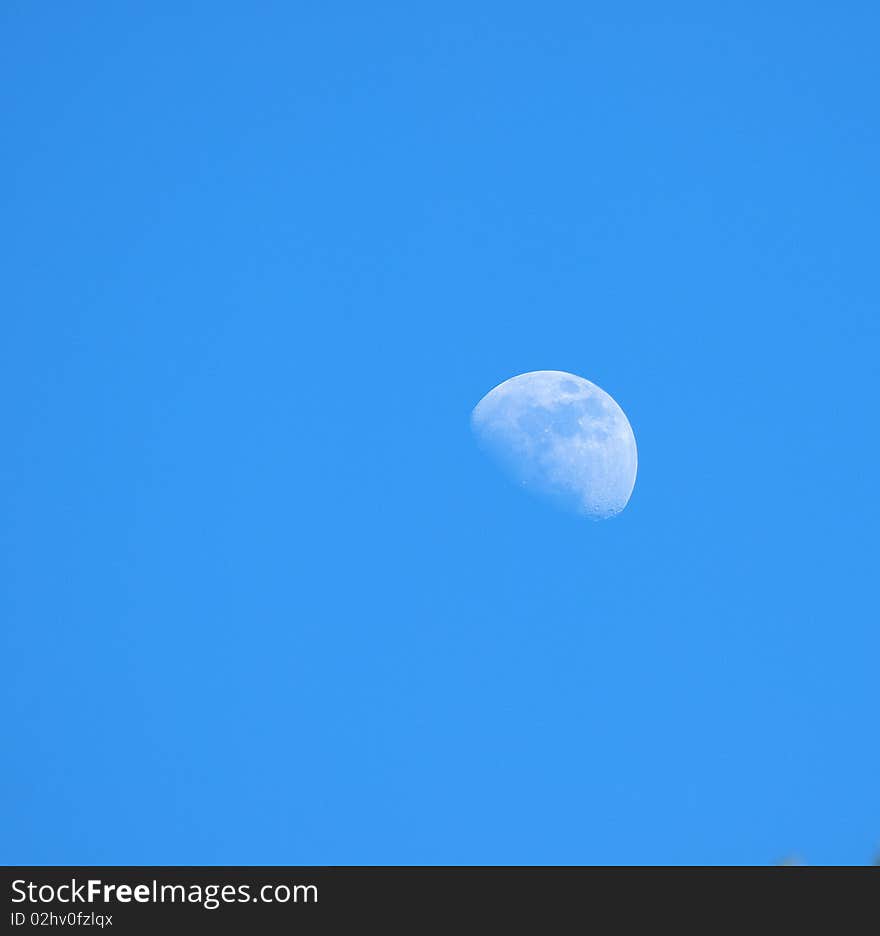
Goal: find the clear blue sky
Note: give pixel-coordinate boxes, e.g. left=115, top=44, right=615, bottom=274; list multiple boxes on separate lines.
left=2, top=3, right=878, bottom=865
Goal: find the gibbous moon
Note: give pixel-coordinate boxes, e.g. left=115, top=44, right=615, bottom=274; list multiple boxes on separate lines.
left=471, top=370, right=637, bottom=519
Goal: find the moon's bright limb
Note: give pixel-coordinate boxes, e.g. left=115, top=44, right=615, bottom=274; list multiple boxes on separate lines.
left=471, top=370, right=637, bottom=519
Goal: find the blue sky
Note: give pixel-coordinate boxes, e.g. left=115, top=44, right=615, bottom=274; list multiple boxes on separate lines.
left=2, top=3, right=878, bottom=865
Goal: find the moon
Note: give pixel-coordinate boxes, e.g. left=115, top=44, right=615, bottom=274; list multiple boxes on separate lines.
left=471, top=370, right=638, bottom=519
